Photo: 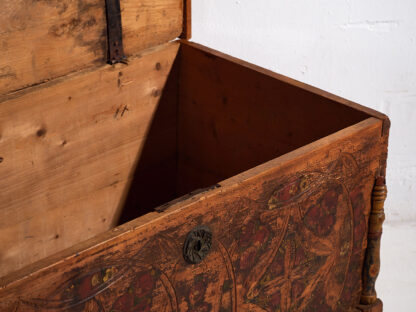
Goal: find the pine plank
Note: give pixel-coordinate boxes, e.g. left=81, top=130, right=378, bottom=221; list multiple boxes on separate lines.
left=0, top=0, right=183, bottom=95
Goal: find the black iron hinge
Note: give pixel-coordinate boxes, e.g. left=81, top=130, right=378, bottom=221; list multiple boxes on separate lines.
left=105, top=0, right=126, bottom=64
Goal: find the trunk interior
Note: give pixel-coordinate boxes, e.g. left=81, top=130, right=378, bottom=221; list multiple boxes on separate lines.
left=117, top=42, right=371, bottom=223
left=0, top=41, right=371, bottom=277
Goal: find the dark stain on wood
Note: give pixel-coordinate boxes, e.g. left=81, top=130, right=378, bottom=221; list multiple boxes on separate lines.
left=222, top=96, right=228, bottom=106
left=113, top=107, right=120, bottom=119
left=152, top=88, right=161, bottom=97
left=32, top=0, right=68, bottom=15
left=120, top=106, right=129, bottom=117
left=112, top=105, right=129, bottom=119
left=0, top=66, right=16, bottom=80
left=109, top=180, right=119, bottom=187
left=49, top=18, right=81, bottom=37
left=36, top=128, right=47, bottom=138
left=45, top=0, right=106, bottom=62
left=117, top=72, right=123, bottom=88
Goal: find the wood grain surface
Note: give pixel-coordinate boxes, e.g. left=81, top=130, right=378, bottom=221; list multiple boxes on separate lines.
left=0, top=42, right=180, bottom=277
left=177, top=42, right=373, bottom=195
left=0, top=117, right=387, bottom=311
left=0, top=0, right=183, bottom=95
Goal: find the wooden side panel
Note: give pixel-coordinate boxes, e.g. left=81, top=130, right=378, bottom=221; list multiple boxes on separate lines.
left=121, top=0, right=183, bottom=56
left=0, top=118, right=386, bottom=312
left=0, top=0, right=183, bottom=95
left=0, top=42, right=180, bottom=277
left=176, top=42, right=371, bottom=195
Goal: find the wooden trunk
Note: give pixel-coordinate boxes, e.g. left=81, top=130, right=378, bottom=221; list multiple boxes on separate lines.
left=0, top=1, right=389, bottom=311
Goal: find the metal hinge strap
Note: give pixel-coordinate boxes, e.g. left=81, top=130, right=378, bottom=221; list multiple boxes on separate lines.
left=105, top=0, right=126, bottom=64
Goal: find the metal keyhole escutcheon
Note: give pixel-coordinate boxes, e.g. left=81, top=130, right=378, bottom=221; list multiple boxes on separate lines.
left=183, top=226, right=212, bottom=264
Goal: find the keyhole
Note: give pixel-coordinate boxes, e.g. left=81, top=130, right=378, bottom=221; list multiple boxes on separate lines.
left=183, top=226, right=212, bottom=264
left=194, top=240, right=202, bottom=252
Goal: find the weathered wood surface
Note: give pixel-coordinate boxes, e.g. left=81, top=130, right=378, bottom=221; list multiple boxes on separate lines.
left=0, top=117, right=386, bottom=311
left=0, top=42, right=180, bottom=277
left=0, top=0, right=183, bottom=95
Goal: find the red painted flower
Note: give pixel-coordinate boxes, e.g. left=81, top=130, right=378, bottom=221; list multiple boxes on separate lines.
left=133, top=300, right=152, bottom=312
left=189, top=302, right=211, bottom=312
left=239, top=222, right=255, bottom=247
left=269, top=291, right=281, bottom=309
left=189, top=281, right=206, bottom=304
left=278, top=180, right=299, bottom=202
left=294, top=244, right=307, bottom=266
left=134, top=272, right=155, bottom=297
left=77, top=274, right=94, bottom=300
left=239, top=249, right=257, bottom=271
left=253, top=226, right=269, bottom=245
left=112, top=292, right=152, bottom=312
left=304, top=188, right=339, bottom=237
left=292, top=280, right=306, bottom=299
left=112, top=293, right=135, bottom=311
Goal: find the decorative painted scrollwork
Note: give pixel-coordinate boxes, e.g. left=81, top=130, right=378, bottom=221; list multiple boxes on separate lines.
left=13, top=153, right=373, bottom=312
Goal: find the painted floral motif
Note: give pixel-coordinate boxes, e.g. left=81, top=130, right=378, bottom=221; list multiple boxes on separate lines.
left=303, top=187, right=341, bottom=237
left=268, top=173, right=321, bottom=210
left=111, top=270, right=160, bottom=312
left=233, top=163, right=359, bottom=311
left=63, top=267, right=118, bottom=303
left=182, top=274, right=212, bottom=312
left=237, top=221, right=272, bottom=272
left=246, top=218, right=332, bottom=311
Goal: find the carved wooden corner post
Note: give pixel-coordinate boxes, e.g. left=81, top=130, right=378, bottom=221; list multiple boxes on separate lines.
left=358, top=177, right=387, bottom=312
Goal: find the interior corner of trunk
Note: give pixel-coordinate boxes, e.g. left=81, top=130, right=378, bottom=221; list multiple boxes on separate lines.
left=116, top=42, right=371, bottom=224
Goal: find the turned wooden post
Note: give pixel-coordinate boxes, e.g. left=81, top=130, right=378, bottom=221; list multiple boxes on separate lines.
left=360, top=177, right=387, bottom=306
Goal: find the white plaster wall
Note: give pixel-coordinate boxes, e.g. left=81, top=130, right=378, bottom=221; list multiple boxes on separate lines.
left=191, top=1, right=416, bottom=309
